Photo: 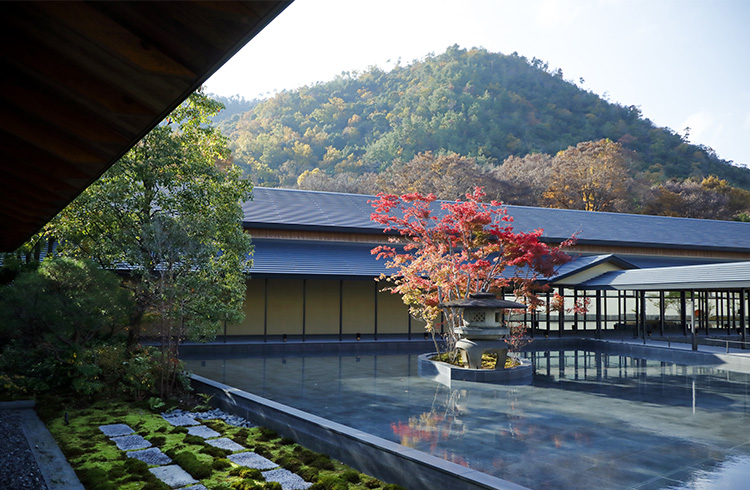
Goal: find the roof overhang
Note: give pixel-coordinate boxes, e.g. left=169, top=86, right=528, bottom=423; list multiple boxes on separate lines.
left=577, top=261, right=750, bottom=291
left=0, top=1, right=291, bottom=252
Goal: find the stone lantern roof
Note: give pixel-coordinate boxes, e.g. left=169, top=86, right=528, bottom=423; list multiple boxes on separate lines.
left=441, top=292, right=526, bottom=310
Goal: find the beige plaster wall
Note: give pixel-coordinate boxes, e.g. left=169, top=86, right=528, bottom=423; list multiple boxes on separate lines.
left=305, top=279, right=341, bottom=335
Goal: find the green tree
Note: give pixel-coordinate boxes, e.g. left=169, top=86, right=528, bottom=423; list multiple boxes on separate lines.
left=48, top=89, right=253, bottom=397
left=0, top=257, right=132, bottom=352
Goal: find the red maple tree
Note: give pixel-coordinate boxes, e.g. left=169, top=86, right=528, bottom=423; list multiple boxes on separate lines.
left=370, top=187, right=575, bottom=353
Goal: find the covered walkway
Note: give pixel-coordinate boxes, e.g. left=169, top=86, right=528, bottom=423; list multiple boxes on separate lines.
left=547, top=261, right=750, bottom=350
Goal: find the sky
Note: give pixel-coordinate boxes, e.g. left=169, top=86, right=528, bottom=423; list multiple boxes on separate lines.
left=205, top=0, right=750, bottom=167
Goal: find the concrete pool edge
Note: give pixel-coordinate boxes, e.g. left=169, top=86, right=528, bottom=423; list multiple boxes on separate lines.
left=191, top=374, right=530, bottom=490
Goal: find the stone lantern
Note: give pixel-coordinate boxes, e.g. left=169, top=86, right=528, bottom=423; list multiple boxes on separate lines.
left=441, top=292, right=526, bottom=369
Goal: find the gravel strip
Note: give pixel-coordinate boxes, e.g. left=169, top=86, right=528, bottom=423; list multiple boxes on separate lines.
left=164, top=408, right=256, bottom=428
left=0, top=410, right=49, bottom=490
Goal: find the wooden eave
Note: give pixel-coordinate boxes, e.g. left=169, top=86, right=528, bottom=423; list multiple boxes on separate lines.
left=0, top=1, right=291, bottom=251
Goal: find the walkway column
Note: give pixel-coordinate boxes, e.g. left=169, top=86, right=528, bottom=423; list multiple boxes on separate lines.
left=680, top=291, right=687, bottom=336
left=595, top=290, right=602, bottom=339
left=741, top=288, right=747, bottom=349
left=659, top=291, right=665, bottom=337
left=640, top=290, right=647, bottom=344
left=546, top=290, right=551, bottom=337
left=558, top=287, right=564, bottom=337
left=691, top=290, right=697, bottom=351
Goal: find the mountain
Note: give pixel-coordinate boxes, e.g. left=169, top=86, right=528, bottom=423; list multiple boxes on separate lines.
left=215, top=45, right=750, bottom=189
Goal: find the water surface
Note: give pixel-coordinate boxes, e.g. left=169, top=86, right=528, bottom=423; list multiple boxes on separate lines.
left=186, top=350, right=750, bottom=489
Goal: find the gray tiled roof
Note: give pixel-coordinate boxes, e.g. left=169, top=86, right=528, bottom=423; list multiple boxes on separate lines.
left=246, top=187, right=750, bottom=253
left=249, top=239, right=390, bottom=278
left=248, top=240, right=712, bottom=281
left=579, top=261, right=750, bottom=290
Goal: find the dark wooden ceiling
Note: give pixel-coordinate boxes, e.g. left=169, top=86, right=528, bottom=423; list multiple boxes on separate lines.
left=0, top=1, right=291, bottom=252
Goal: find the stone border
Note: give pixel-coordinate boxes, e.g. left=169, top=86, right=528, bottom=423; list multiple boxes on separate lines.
left=190, top=374, right=530, bottom=490
left=417, top=353, right=533, bottom=386
left=0, top=400, right=85, bottom=490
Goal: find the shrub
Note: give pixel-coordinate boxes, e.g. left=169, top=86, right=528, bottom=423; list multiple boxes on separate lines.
left=257, top=427, right=279, bottom=441
left=277, top=454, right=302, bottom=472
left=184, top=434, right=206, bottom=446
left=107, top=464, right=127, bottom=480
left=200, top=444, right=231, bottom=458
left=239, top=468, right=264, bottom=480
left=142, top=481, right=171, bottom=490
left=203, top=419, right=228, bottom=432
left=77, top=467, right=107, bottom=487
left=310, top=475, right=348, bottom=490
left=149, top=435, right=166, bottom=447
left=64, top=446, right=84, bottom=459
left=212, top=458, right=232, bottom=470
left=173, top=451, right=212, bottom=479
left=341, top=470, right=361, bottom=484
left=210, top=484, right=233, bottom=490
left=265, top=482, right=283, bottom=490
left=297, top=466, right=319, bottom=482
left=296, top=448, right=317, bottom=465
left=363, top=479, right=382, bottom=489
left=254, top=444, right=273, bottom=459
left=124, top=457, right=150, bottom=477
left=232, top=429, right=249, bottom=445
left=310, top=455, right=335, bottom=471
left=230, top=482, right=262, bottom=490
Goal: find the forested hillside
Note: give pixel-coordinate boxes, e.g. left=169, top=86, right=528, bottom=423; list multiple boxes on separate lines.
left=216, top=45, right=749, bottom=190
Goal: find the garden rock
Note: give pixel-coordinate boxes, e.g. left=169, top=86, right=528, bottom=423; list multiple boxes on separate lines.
left=126, top=447, right=172, bottom=466
left=98, top=423, right=134, bottom=437
left=181, top=485, right=208, bottom=490
left=111, top=434, right=151, bottom=451
left=186, top=425, right=221, bottom=439
left=228, top=451, right=278, bottom=469
left=149, top=464, right=198, bottom=488
left=161, top=414, right=199, bottom=426
left=262, top=468, right=313, bottom=490
left=205, top=437, right=245, bottom=452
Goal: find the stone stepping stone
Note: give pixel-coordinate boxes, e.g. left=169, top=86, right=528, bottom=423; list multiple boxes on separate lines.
left=187, top=425, right=221, bottom=439
left=149, top=464, right=197, bottom=489
left=127, top=447, right=172, bottom=466
left=205, top=437, right=245, bottom=452
left=181, top=486, right=208, bottom=490
left=99, top=423, right=134, bottom=437
left=262, top=468, right=313, bottom=490
left=161, top=414, right=200, bottom=426
left=111, top=434, right=151, bottom=451
left=228, top=451, right=278, bottom=469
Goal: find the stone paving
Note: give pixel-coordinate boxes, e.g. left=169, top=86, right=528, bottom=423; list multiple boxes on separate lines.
left=99, top=411, right=313, bottom=490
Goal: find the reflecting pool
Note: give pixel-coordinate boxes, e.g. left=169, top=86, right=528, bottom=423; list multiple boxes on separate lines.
left=185, top=349, right=750, bottom=489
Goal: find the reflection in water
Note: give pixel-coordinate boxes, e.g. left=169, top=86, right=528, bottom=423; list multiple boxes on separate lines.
left=669, top=456, right=750, bottom=490
left=392, top=386, right=465, bottom=453
left=187, top=350, right=750, bottom=489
